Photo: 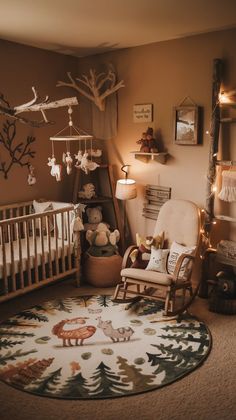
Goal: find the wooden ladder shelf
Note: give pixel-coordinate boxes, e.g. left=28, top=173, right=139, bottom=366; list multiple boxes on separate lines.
left=72, top=164, right=125, bottom=254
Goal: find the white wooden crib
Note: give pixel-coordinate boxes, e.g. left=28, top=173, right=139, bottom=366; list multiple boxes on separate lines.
left=0, top=200, right=82, bottom=302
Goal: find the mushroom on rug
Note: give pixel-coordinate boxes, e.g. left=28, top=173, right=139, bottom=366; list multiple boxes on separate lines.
left=0, top=295, right=211, bottom=399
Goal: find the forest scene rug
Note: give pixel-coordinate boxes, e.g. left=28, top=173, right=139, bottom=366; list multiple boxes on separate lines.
left=0, top=295, right=211, bottom=399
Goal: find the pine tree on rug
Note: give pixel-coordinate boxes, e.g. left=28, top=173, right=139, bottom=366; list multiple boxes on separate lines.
left=71, top=296, right=96, bottom=308
left=10, top=357, right=54, bottom=388
left=117, top=356, right=156, bottom=392
left=16, top=310, right=48, bottom=323
left=35, top=299, right=73, bottom=314
left=0, top=319, right=40, bottom=328
left=0, top=338, right=24, bottom=349
left=0, top=358, right=37, bottom=381
left=88, top=361, right=129, bottom=397
left=160, top=323, right=210, bottom=352
left=28, top=367, right=62, bottom=395
left=60, top=371, right=89, bottom=397
left=0, top=329, right=34, bottom=338
left=0, top=349, right=37, bottom=366
left=147, top=343, right=204, bottom=383
left=135, top=300, right=164, bottom=316
left=96, top=295, right=112, bottom=307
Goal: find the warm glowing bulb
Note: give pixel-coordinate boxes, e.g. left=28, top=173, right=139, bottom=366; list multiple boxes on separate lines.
left=201, top=209, right=205, bottom=213
left=206, top=130, right=209, bottom=135
left=212, top=185, right=217, bottom=192
left=212, top=220, right=217, bottom=225
left=219, top=91, right=228, bottom=103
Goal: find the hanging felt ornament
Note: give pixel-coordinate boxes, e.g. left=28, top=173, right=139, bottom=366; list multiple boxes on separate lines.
left=218, top=170, right=236, bottom=202
left=63, top=151, right=73, bottom=175
left=27, top=164, right=36, bottom=186
left=74, top=150, right=83, bottom=167
left=47, top=156, right=62, bottom=181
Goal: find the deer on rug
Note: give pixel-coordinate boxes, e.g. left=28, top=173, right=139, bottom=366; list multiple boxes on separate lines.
left=97, top=317, right=134, bottom=342
left=52, top=317, right=96, bottom=346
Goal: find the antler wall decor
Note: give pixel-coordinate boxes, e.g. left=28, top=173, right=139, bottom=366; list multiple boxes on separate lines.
left=57, top=68, right=125, bottom=111
left=0, top=87, right=78, bottom=127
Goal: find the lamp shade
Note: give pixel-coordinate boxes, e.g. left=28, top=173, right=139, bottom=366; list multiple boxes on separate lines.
left=115, top=179, right=137, bottom=200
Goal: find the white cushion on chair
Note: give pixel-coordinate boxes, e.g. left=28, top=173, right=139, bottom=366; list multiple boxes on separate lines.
left=121, top=267, right=173, bottom=285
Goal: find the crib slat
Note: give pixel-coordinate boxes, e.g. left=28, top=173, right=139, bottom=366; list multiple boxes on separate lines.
left=25, top=220, right=32, bottom=286
left=61, top=211, right=65, bottom=273
left=33, top=218, right=39, bottom=283
left=1, top=225, right=8, bottom=294
left=9, top=223, right=16, bottom=292
left=67, top=210, right=72, bottom=270
left=54, top=213, right=59, bottom=276
left=47, top=215, right=53, bottom=278
left=40, top=215, right=46, bottom=280
left=17, top=222, right=24, bottom=290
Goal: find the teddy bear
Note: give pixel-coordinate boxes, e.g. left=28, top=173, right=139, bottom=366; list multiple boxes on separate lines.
left=83, top=206, right=110, bottom=231
left=136, top=127, right=158, bottom=153
left=130, top=232, right=164, bottom=269
left=86, top=223, right=120, bottom=257
left=78, top=183, right=96, bottom=200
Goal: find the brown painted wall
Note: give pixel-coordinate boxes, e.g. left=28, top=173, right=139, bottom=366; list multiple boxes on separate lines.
left=1, top=29, right=236, bottom=243
left=0, top=39, right=78, bottom=205
left=78, top=28, right=236, bottom=243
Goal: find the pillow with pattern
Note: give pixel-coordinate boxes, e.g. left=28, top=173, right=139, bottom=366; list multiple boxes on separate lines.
left=167, top=241, right=196, bottom=279
left=145, top=247, right=169, bottom=273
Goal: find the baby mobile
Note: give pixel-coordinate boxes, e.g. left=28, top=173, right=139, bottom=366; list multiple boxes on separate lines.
left=48, top=105, right=101, bottom=181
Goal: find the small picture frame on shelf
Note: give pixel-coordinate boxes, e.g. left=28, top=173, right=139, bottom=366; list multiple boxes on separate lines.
left=133, top=103, right=153, bottom=123
left=173, top=106, right=199, bottom=145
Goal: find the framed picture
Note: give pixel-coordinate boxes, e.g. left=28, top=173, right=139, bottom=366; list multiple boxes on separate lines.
left=173, top=106, right=199, bottom=145
left=133, top=103, right=153, bottom=123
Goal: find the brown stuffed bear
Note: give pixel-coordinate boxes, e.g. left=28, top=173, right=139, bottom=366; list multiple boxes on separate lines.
left=136, top=127, right=158, bottom=153
left=130, top=232, right=164, bottom=269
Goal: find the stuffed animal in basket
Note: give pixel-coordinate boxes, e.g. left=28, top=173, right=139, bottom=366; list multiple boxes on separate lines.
left=86, top=223, right=120, bottom=257
left=84, top=206, right=109, bottom=231
left=130, top=232, right=164, bottom=269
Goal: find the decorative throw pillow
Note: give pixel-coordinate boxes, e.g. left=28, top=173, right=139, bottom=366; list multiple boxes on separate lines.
left=167, top=241, right=196, bottom=279
left=145, top=247, right=169, bottom=273
left=130, top=232, right=165, bottom=269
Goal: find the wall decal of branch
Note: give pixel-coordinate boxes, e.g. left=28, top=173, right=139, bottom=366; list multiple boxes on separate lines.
left=0, top=119, right=36, bottom=179
left=0, top=92, right=36, bottom=179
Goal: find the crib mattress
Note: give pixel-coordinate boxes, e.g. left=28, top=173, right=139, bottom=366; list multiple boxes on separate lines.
left=0, top=236, right=73, bottom=278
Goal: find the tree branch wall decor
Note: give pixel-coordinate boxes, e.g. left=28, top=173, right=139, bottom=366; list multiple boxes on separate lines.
left=0, top=88, right=78, bottom=127
left=57, top=67, right=125, bottom=111
left=0, top=119, right=36, bottom=179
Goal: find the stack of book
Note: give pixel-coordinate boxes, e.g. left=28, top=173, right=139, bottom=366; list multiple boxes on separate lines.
left=143, top=184, right=171, bottom=220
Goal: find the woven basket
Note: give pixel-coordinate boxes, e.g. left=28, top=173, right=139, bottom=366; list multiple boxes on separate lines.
left=84, top=253, right=122, bottom=287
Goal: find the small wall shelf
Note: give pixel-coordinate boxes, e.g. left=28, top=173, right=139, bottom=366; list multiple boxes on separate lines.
left=130, top=151, right=168, bottom=164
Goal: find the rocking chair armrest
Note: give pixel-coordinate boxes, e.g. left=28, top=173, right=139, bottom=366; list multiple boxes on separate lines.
left=172, top=253, right=195, bottom=283
left=122, top=245, right=138, bottom=269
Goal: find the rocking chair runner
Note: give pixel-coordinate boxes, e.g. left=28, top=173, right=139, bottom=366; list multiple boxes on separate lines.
left=113, top=199, right=202, bottom=315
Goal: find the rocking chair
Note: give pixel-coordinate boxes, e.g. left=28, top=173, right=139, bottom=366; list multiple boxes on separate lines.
left=113, top=199, right=202, bottom=316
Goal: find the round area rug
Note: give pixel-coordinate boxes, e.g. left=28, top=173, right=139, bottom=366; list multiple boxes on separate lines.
left=0, top=295, right=211, bottom=399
